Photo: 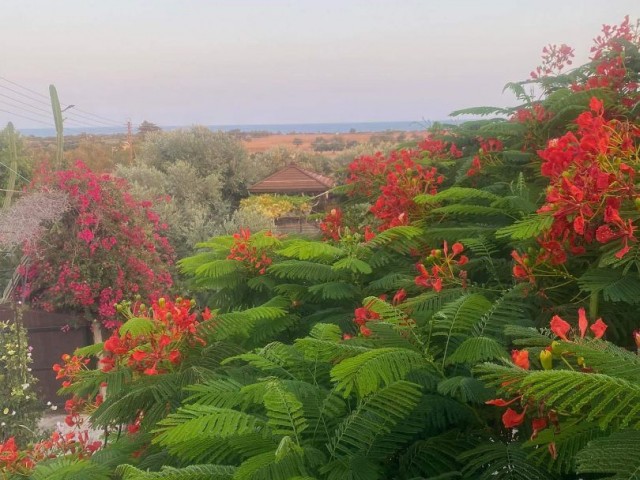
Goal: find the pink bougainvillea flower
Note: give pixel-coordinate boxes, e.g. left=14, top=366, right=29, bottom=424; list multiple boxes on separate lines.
left=550, top=315, right=571, bottom=340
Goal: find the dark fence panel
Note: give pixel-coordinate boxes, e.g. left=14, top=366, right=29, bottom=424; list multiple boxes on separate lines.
left=275, top=216, right=321, bottom=236
left=0, top=307, right=91, bottom=406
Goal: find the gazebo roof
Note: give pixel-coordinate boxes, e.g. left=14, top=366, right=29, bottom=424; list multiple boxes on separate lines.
left=248, top=163, right=335, bottom=194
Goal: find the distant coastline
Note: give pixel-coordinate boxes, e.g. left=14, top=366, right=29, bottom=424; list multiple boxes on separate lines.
left=17, top=120, right=461, bottom=137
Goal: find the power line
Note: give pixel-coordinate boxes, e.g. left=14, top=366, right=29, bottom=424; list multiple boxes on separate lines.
left=0, top=85, right=120, bottom=128
left=0, top=100, right=52, bottom=122
left=0, top=108, right=53, bottom=127
left=0, top=158, right=30, bottom=183
left=0, top=77, right=124, bottom=127
left=0, top=92, right=52, bottom=116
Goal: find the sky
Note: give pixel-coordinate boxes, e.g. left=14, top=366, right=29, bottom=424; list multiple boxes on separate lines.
left=0, top=0, right=638, bottom=129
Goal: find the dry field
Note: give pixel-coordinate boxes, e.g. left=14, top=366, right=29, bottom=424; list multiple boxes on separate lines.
left=240, top=131, right=423, bottom=154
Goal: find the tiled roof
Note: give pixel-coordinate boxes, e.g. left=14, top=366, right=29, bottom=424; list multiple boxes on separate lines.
left=248, top=163, right=335, bottom=194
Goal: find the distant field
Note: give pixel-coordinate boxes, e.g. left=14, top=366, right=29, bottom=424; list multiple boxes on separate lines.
left=241, top=131, right=424, bottom=154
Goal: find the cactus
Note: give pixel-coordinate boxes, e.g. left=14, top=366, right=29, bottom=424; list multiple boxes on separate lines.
left=2, top=122, right=18, bottom=210
left=49, top=84, right=65, bottom=168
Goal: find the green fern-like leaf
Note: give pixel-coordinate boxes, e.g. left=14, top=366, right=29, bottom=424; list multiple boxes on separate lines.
left=119, top=317, right=156, bottom=337
left=524, top=420, right=607, bottom=475
left=477, top=364, right=640, bottom=429
left=495, top=214, right=553, bottom=239
left=328, top=380, right=422, bottom=458
left=399, top=431, right=477, bottom=479
left=445, top=336, right=509, bottom=365
left=153, top=404, right=267, bottom=448
left=269, top=260, right=341, bottom=282
left=415, top=187, right=500, bottom=205
left=576, top=430, right=640, bottom=479
left=117, top=463, right=236, bottom=480
left=578, top=268, right=640, bottom=304
left=459, top=441, right=557, bottom=480
left=437, top=376, right=491, bottom=404
left=277, top=240, right=344, bottom=262
left=30, top=458, right=111, bottom=480
left=330, top=347, right=430, bottom=397
left=331, top=256, right=373, bottom=275
left=263, top=379, right=309, bottom=441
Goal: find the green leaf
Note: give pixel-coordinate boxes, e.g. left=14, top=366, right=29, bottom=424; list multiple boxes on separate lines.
left=119, top=317, right=156, bottom=337
left=331, top=348, right=429, bottom=397
left=576, top=430, right=640, bottom=479
left=495, top=214, right=553, bottom=239
left=332, top=257, right=373, bottom=275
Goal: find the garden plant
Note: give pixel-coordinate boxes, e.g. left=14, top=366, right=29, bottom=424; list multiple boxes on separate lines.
left=1, top=16, right=640, bottom=480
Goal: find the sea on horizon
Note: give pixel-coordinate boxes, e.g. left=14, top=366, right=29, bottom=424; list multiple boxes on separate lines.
left=17, top=120, right=456, bottom=138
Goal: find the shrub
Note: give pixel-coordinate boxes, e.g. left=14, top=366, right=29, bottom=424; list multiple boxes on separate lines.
left=0, top=305, right=41, bottom=445
left=20, top=161, right=173, bottom=327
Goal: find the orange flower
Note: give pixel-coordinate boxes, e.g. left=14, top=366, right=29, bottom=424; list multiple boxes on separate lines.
left=502, top=407, right=527, bottom=428
left=578, top=307, right=588, bottom=338
left=392, top=288, right=407, bottom=305
left=486, top=397, right=520, bottom=407
left=590, top=318, right=608, bottom=339
left=511, top=349, right=530, bottom=370
left=550, top=315, right=570, bottom=340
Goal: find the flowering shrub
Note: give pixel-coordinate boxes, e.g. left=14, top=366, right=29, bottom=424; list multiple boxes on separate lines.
left=20, top=161, right=174, bottom=327
left=346, top=138, right=458, bottom=230
left=414, top=241, right=469, bottom=292
left=227, top=228, right=274, bottom=275
left=0, top=305, right=40, bottom=445
left=537, top=97, right=640, bottom=261
left=9, top=16, right=640, bottom=480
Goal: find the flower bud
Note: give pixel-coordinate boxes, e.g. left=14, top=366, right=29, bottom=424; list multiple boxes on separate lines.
left=540, top=349, right=553, bottom=370
left=550, top=341, right=562, bottom=356
left=577, top=356, right=585, bottom=367
left=633, top=330, right=640, bottom=349
left=158, top=297, right=166, bottom=308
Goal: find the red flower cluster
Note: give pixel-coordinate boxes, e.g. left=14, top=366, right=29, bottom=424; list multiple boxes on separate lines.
left=22, top=161, right=174, bottom=327
left=100, top=297, right=208, bottom=377
left=346, top=137, right=461, bottom=230
left=487, top=311, right=610, bottom=455
left=227, top=228, right=273, bottom=275
left=415, top=242, right=469, bottom=292
left=467, top=137, right=504, bottom=177
left=53, top=354, right=90, bottom=388
left=370, top=151, right=444, bottom=230
left=530, top=43, right=575, bottom=79
left=319, top=208, right=343, bottom=241
left=0, top=430, right=101, bottom=475
left=550, top=307, right=607, bottom=341
left=572, top=16, right=640, bottom=104
left=353, top=302, right=381, bottom=337
left=537, top=97, right=640, bottom=262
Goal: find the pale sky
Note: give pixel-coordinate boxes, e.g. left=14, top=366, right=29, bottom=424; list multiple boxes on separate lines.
left=1, top=0, right=637, bottom=129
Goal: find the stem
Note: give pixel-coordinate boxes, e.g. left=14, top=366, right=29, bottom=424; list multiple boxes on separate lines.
left=589, top=291, right=599, bottom=321
left=561, top=355, right=575, bottom=371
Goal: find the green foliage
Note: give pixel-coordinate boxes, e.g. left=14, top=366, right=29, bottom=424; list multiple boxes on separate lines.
left=16, top=18, right=640, bottom=480
left=0, top=305, right=41, bottom=444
